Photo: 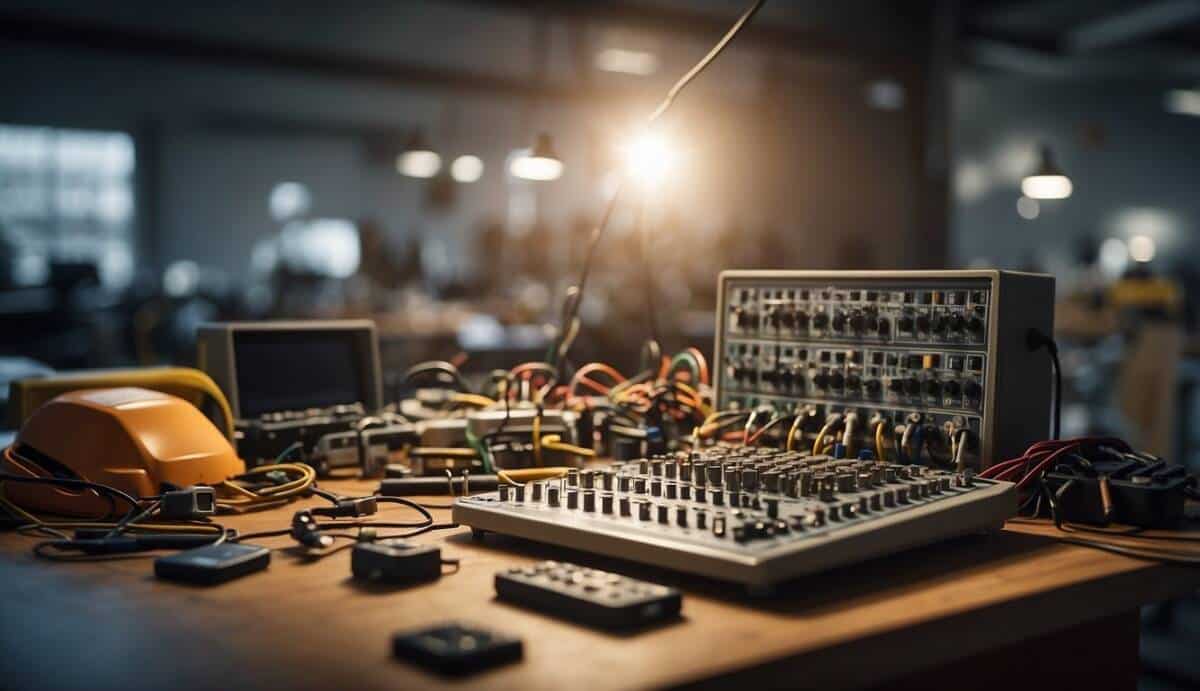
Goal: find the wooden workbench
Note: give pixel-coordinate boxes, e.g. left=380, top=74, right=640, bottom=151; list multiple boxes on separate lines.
left=2, top=478, right=1197, bottom=691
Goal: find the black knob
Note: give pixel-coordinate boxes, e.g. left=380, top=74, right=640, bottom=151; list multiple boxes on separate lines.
left=846, top=374, right=862, bottom=391
left=768, top=309, right=783, bottom=328
left=949, top=314, right=966, bottom=333
left=964, top=380, right=982, bottom=399
left=831, top=313, right=847, bottom=332
left=849, top=312, right=865, bottom=332
left=876, top=317, right=890, bottom=336
left=888, top=378, right=904, bottom=393
left=813, top=372, right=830, bottom=390
left=898, top=315, right=914, bottom=332
left=866, top=379, right=882, bottom=395
left=813, top=312, right=829, bottom=329
left=932, top=316, right=948, bottom=334
left=904, top=378, right=921, bottom=396
left=967, top=317, right=984, bottom=333
left=780, top=310, right=796, bottom=327
left=830, top=372, right=845, bottom=389
left=943, top=380, right=961, bottom=396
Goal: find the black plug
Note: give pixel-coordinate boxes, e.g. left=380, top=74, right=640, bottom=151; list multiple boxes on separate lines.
left=312, top=496, right=378, bottom=519
left=159, top=487, right=217, bottom=520
left=291, top=511, right=333, bottom=549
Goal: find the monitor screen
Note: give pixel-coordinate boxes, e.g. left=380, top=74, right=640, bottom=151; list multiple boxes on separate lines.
left=233, top=330, right=367, bottom=417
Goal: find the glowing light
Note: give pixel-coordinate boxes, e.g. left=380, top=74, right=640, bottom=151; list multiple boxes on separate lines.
left=1021, top=145, right=1072, bottom=199
left=1098, top=238, right=1129, bottom=278
left=954, top=161, right=989, bottom=203
left=163, top=260, right=200, bottom=297
left=269, top=181, right=311, bottom=222
left=509, top=154, right=563, bottom=181
left=622, top=130, right=676, bottom=186
left=397, top=150, right=441, bottom=178
left=1165, top=88, right=1200, bottom=117
left=1016, top=196, right=1040, bottom=220
left=1021, top=174, right=1072, bottom=199
left=450, top=155, right=484, bottom=183
left=1129, top=234, right=1157, bottom=263
left=594, top=48, right=660, bottom=76
left=280, top=219, right=360, bottom=278
left=510, top=133, right=563, bottom=181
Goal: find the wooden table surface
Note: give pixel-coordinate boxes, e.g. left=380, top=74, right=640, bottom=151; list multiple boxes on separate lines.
left=2, top=478, right=1198, bottom=691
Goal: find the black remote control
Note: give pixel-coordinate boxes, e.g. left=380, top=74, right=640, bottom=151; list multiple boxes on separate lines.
left=494, top=560, right=682, bottom=630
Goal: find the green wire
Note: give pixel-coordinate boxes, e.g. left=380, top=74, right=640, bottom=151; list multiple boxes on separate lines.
left=464, top=426, right=494, bottom=474
left=669, top=352, right=701, bottom=382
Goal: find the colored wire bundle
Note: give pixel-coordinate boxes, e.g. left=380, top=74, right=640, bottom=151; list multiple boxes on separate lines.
left=216, top=463, right=317, bottom=511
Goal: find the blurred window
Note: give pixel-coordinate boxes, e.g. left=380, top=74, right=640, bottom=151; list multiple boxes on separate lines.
left=0, top=124, right=136, bottom=289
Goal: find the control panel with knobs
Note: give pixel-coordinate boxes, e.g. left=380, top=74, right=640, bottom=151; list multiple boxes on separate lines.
left=716, top=270, right=1055, bottom=469
left=455, top=448, right=1016, bottom=589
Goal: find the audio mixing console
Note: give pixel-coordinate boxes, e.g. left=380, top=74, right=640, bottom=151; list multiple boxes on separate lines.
left=454, top=448, right=1016, bottom=588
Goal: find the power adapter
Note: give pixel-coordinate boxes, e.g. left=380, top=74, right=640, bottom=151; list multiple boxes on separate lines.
left=352, top=539, right=442, bottom=585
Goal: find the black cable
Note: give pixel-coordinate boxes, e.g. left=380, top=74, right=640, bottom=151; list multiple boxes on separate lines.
left=548, top=0, right=767, bottom=371
left=373, top=496, right=434, bottom=524
left=402, top=361, right=469, bottom=392
left=309, top=486, right=343, bottom=505
left=1027, top=329, right=1062, bottom=440
left=0, top=470, right=141, bottom=519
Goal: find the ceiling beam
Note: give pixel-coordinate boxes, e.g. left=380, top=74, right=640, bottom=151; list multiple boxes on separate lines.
left=1066, top=0, right=1200, bottom=53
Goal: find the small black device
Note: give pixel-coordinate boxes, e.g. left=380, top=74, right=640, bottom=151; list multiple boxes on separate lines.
left=352, top=540, right=442, bottom=585
left=153, top=543, right=271, bottom=585
left=392, top=623, right=523, bottom=676
left=494, top=560, right=682, bottom=630
left=1043, top=458, right=1194, bottom=528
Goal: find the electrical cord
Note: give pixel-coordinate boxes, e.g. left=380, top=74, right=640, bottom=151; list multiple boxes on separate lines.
left=1027, top=329, right=1062, bottom=440
left=548, top=0, right=767, bottom=371
left=403, top=360, right=470, bottom=392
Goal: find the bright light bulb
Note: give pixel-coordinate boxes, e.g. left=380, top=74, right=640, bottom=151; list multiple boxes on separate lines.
left=397, top=150, right=441, bottom=178
left=1128, top=234, right=1157, bottom=263
left=594, top=48, right=659, bottom=76
left=509, top=153, right=563, bottom=181
left=1021, top=174, right=1072, bottom=200
left=451, top=155, right=484, bottom=183
left=1165, top=88, right=1200, bottom=117
left=623, top=131, right=676, bottom=186
left=1099, top=238, right=1129, bottom=278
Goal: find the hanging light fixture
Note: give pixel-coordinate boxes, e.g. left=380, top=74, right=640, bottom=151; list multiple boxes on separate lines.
left=396, top=130, right=441, bottom=179
left=1021, top=145, right=1072, bottom=200
left=509, top=132, right=564, bottom=181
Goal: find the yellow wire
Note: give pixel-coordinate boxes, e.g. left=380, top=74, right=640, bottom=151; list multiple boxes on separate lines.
left=497, top=467, right=569, bottom=486
left=786, top=415, right=806, bottom=451
left=452, top=393, right=496, bottom=408
left=812, top=421, right=836, bottom=456
left=215, top=463, right=315, bottom=509
left=539, top=434, right=595, bottom=458
left=672, top=381, right=713, bottom=418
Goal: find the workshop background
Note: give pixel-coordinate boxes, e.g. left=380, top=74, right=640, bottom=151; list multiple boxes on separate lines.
left=2, top=2, right=1200, bottom=687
